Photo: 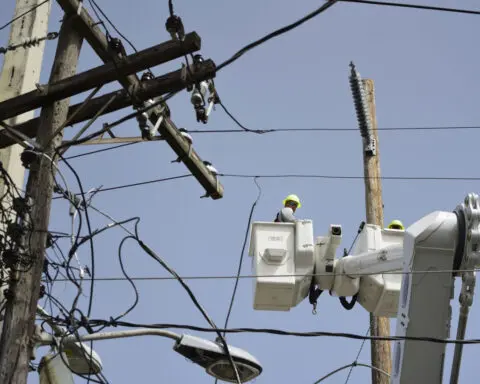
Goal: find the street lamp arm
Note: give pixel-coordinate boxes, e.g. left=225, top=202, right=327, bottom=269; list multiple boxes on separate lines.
left=35, top=325, right=262, bottom=382
left=38, top=328, right=181, bottom=346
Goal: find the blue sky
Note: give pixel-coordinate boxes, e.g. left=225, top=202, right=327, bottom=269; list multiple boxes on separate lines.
left=2, top=0, right=480, bottom=383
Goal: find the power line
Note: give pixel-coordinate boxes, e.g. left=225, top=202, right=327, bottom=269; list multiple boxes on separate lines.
left=215, top=91, right=480, bottom=135
left=52, top=171, right=480, bottom=200
left=344, top=327, right=370, bottom=383
left=215, top=0, right=480, bottom=73
left=315, top=362, right=389, bottom=383
left=88, top=320, right=480, bottom=345
left=340, top=0, right=480, bottom=16
left=217, top=0, right=339, bottom=71
left=218, top=102, right=269, bottom=134
left=62, top=142, right=139, bottom=160
left=87, top=0, right=139, bottom=54
left=219, top=173, right=480, bottom=181
left=52, top=174, right=192, bottom=200
left=94, top=174, right=192, bottom=193
left=47, top=197, right=242, bottom=382
left=50, top=268, right=480, bottom=282
left=222, top=178, right=261, bottom=332
left=60, top=125, right=480, bottom=161
left=187, top=125, right=480, bottom=133
left=0, top=0, right=49, bottom=31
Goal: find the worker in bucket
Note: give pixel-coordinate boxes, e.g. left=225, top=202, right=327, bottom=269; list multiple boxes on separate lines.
left=387, top=219, right=405, bottom=230
left=274, top=194, right=301, bottom=223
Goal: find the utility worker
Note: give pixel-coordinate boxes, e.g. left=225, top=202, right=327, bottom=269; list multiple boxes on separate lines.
left=387, top=219, right=405, bottom=230
left=274, top=194, right=302, bottom=223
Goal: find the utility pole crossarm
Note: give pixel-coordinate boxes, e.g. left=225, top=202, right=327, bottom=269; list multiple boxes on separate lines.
left=56, top=0, right=224, bottom=199
left=0, top=60, right=216, bottom=149
left=0, top=33, right=202, bottom=121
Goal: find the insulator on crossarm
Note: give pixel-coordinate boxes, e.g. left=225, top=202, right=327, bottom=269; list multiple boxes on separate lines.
left=203, top=161, right=218, bottom=176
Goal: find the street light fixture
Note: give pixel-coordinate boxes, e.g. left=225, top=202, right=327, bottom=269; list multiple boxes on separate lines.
left=37, top=328, right=262, bottom=383
left=174, top=334, right=262, bottom=383
left=36, top=306, right=103, bottom=375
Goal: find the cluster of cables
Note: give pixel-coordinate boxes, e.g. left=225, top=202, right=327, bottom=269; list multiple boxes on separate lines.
left=0, top=161, right=35, bottom=280
left=29, top=144, right=243, bottom=383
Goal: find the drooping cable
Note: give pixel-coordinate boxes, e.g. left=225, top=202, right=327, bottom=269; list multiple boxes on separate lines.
left=221, top=177, right=262, bottom=332
left=314, top=361, right=389, bottom=383
left=344, top=327, right=370, bottom=383
left=217, top=1, right=339, bottom=71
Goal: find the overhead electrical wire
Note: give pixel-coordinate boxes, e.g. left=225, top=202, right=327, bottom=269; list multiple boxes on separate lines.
left=58, top=124, right=480, bottom=163
left=340, top=0, right=480, bottom=15
left=63, top=142, right=139, bottom=160
left=315, top=361, right=389, bottom=383
left=49, top=267, right=480, bottom=283
left=82, top=320, right=480, bottom=345
left=60, top=124, right=480, bottom=162
left=52, top=202, right=242, bottom=383
left=51, top=174, right=192, bottom=200
left=91, top=174, right=192, bottom=194
left=216, top=99, right=480, bottom=135
left=344, top=327, right=370, bottom=383
left=50, top=171, right=480, bottom=202
left=0, top=0, right=49, bottom=31
left=55, top=152, right=97, bottom=318
left=211, top=177, right=263, bottom=384
left=219, top=173, right=480, bottom=181
left=125, top=235, right=242, bottom=383
left=218, top=102, right=269, bottom=134
left=47, top=152, right=105, bottom=384
left=217, top=0, right=339, bottom=71
left=87, top=0, right=139, bottom=54
left=221, top=177, right=262, bottom=334
left=187, top=125, right=480, bottom=133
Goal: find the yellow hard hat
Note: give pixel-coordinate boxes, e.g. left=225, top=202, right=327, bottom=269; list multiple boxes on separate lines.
left=283, top=194, right=301, bottom=208
left=388, top=219, right=405, bottom=230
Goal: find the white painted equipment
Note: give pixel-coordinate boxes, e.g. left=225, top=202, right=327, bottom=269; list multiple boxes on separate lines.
left=248, top=193, right=480, bottom=384
left=248, top=220, right=314, bottom=311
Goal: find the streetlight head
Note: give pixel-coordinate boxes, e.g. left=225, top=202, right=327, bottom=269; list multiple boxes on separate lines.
left=63, top=342, right=103, bottom=375
left=173, top=335, right=262, bottom=383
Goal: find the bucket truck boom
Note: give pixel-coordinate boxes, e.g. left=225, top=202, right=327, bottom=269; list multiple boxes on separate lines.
left=248, top=193, right=480, bottom=383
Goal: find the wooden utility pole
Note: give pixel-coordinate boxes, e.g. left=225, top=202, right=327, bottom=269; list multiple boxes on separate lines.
left=0, top=15, right=83, bottom=384
left=0, top=0, right=51, bottom=351
left=362, top=79, right=392, bottom=383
